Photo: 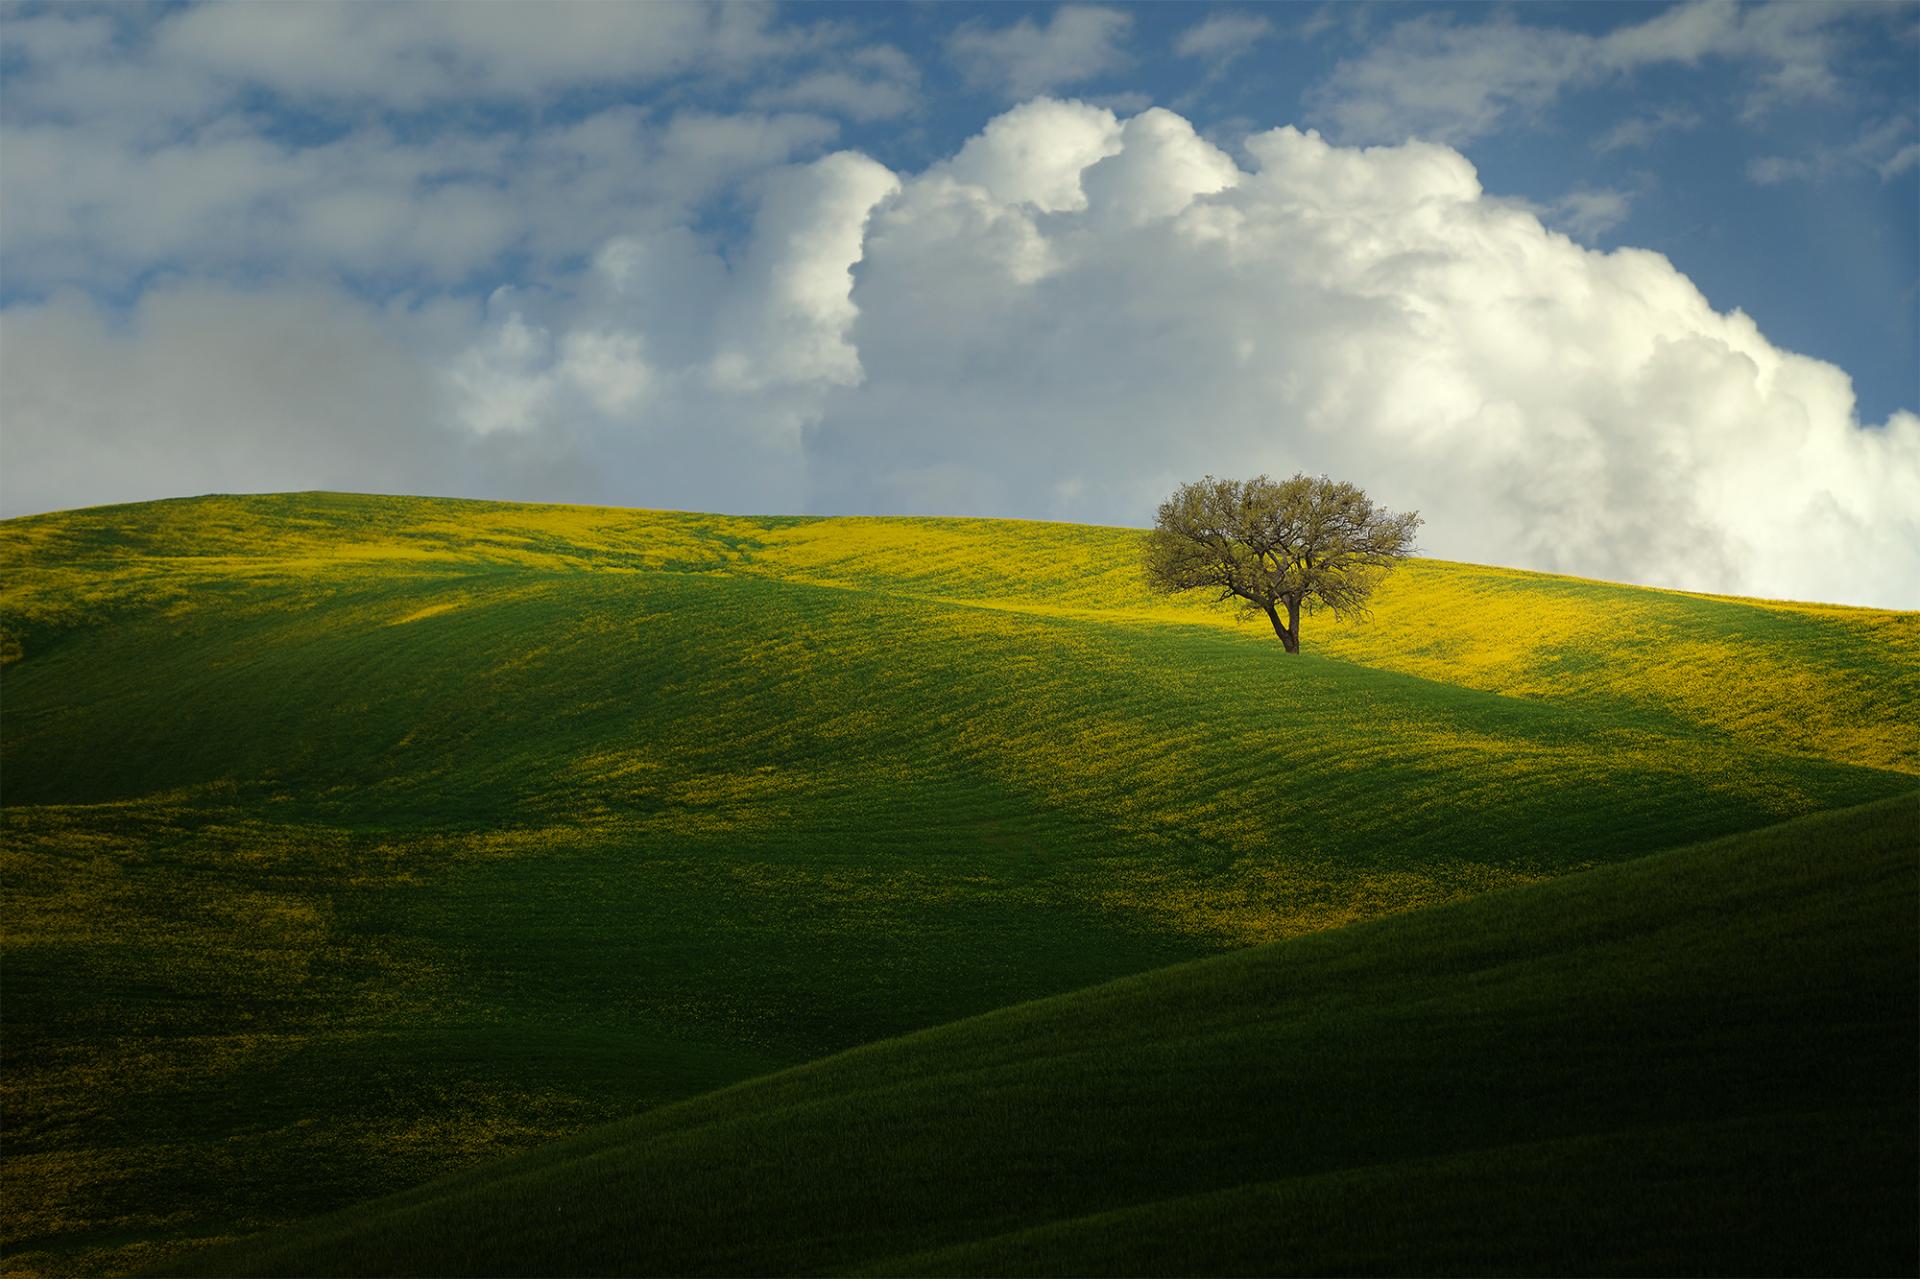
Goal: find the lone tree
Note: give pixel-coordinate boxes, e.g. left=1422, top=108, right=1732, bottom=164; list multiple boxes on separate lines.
left=1144, top=474, right=1421, bottom=654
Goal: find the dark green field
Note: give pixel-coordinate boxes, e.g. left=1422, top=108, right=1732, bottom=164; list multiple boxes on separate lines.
left=180, top=796, right=1920, bottom=1277
left=2, top=493, right=1914, bottom=1276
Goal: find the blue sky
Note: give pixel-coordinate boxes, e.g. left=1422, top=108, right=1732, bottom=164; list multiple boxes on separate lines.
left=2, top=1, right=1916, bottom=605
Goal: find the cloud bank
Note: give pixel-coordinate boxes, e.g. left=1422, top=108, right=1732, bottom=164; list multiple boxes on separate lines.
left=3, top=98, right=1915, bottom=608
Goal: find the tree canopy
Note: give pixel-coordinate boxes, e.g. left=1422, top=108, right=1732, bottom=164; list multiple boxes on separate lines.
left=1144, top=474, right=1421, bottom=653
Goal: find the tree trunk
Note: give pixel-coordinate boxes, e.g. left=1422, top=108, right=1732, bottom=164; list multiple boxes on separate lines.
left=1263, top=602, right=1301, bottom=654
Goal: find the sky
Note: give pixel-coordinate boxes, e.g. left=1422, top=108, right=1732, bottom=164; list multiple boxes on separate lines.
left=1, top=0, right=1916, bottom=607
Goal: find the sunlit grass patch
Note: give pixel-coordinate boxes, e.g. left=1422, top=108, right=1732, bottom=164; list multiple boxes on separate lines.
left=1088, top=856, right=1553, bottom=945
left=390, top=601, right=465, bottom=625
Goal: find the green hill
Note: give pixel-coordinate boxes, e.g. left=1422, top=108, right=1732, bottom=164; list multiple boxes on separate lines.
left=3, top=492, right=1915, bottom=1275
left=180, top=795, right=1920, bottom=1277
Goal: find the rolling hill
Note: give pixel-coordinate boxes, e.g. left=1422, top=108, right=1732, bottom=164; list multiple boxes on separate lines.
left=175, top=794, right=1920, bottom=1277
left=3, top=492, right=1915, bottom=1275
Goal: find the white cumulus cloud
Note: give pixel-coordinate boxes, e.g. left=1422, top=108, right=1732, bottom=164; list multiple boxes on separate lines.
left=810, top=108, right=1918, bottom=606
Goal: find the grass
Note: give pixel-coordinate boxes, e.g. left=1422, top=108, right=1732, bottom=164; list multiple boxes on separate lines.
left=2, top=491, right=1914, bottom=1275
left=176, top=795, right=1920, bottom=1277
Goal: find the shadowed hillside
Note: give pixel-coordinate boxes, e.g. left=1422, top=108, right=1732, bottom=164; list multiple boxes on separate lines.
left=180, top=797, right=1920, bottom=1277
left=3, top=493, right=1914, bottom=1275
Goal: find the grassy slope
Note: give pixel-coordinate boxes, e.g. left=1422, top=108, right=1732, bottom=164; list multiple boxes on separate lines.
left=181, top=795, right=1920, bottom=1278
left=3, top=493, right=1915, bottom=1275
